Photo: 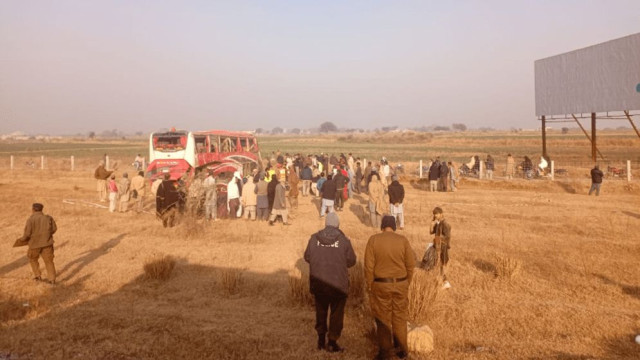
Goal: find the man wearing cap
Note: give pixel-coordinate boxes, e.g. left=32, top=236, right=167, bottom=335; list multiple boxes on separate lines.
left=431, top=207, right=452, bottom=289
left=94, top=160, right=113, bottom=202
left=304, top=212, right=356, bottom=352
left=15, top=203, right=57, bottom=284
left=365, top=216, right=416, bottom=360
left=387, top=175, right=405, bottom=230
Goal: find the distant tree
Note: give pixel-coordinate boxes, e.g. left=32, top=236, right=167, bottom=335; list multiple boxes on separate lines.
left=381, top=126, right=399, bottom=132
left=290, top=128, right=301, bottom=134
left=319, top=121, right=338, bottom=133
left=135, top=131, right=143, bottom=136
left=561, top=127, right=569, bottom=134
left=272, top=127, right=284, bottom=134
left=452, top=123, right=467, bottom=132
left=88, top=131, right=95, bottom=139
left=433, top=126, right=451, bottom=131
left=255, top=128, right=264, bottom=134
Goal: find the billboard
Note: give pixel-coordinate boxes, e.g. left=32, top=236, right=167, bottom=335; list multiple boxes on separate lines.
left=535, top=33, right=640, bottom=116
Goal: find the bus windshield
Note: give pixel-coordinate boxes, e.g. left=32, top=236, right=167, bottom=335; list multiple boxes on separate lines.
left=153, top=133, right=187, bottom=151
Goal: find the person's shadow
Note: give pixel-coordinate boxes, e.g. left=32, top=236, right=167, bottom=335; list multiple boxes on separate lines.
left=593, top=273, right=640, bottom=300
left=0, top=241, right=69, bottom=277
left=57, top=234, right=126, bottom=282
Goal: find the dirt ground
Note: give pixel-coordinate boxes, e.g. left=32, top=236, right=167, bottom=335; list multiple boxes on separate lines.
left=1, top=157, right=640, bottom=359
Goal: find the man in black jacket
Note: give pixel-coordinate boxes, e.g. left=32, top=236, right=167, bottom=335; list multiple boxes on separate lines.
left=156, top=174, right=180, bottom=228
left=388, top=175, right=405, bottom=230
left=333, top=166, right=349, bottom=211
left=428, top=160, right=440, bottom=192
left=304, top=212, right=357, bottom=352
left=439, top=160, right=449, bottom=192
left=589, top=164, right=604, bottom=196
left=320, top=174, right=337, bottom=217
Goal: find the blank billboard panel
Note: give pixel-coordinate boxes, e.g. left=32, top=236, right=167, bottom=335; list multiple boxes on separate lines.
left=535, top=33, right=640, bottom=116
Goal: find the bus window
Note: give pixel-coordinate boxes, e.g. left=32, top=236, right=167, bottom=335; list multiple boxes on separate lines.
left=195, top=135, right=207, bottom=153
left=221, top=137, right=236, bottom=152
left=153, top=133, right=187, bottom=151
left=209, top=135, right=219, bottom=153
left=240, top=137, right=250, bottom=152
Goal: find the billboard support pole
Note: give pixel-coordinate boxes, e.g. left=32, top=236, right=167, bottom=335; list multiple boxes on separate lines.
left=591, top=113, right=597, bottom=162
left=571, top=114, right=605, bottom=160
left=541, top=115, right=547, bottom=158
left=623, top=111, right=640, bottom=139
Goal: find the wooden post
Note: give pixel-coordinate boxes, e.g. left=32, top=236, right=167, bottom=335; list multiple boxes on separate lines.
left=541, top=115, right=547, bottom=158
left=591, top=113, right=597, bottom=162
left=550, top=160, right=555, bottom=181
left=419, top=160, right=423, bottom=178
left=628, top=160, right=632, bottom=182
left=479, top=160, right=484, bottom=179
left=41, top=155, right=45, bottom=170
left=106, top=155, right=110, bottom=170
left=10, top=155, right=14, bottom=170
left=71, top=156, right=75, bottom=171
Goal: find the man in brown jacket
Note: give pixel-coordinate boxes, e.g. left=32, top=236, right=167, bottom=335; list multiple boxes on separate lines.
left=431, top=207, right=452, bottom=289
left=15, top=203, right=57, bottom=284
left=94, top=160, right=113, bottom=202
left=365, top=216, right=416, bottom=360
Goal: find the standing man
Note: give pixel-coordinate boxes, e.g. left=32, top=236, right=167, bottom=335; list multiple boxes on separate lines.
left=255, top=173, right=269, bottom=221
left=364, top=216, right=416, bottom=360
left=428, top=160, right=440, bottom=192
left=304, top=212, right=357, bottom=352
left=227, top=171, right=242, bottom=219
left=354, top=161, right=363, bottom=194
left=203, top=171, right=218, bottom=221
left=430, top=207, right=452, bottom=289
left=14, top=203, right=57, bottom=284
left=94, top=160, right=112, bottom=202
left=108, top=174, right=119, bottom=213
left=118, top=173, right=131, bottom=213
left=156, top=173, right=180, bottom=228
left=131, top=171, right=146, bottom=213
left=485, top=155, right=495, bottom=180
left=368, top=172, right=386, bottom=229
left=448, top=161, right=458, bottom=192
left=505, top=154, right=515, bottom=180
left=268, top=179, right=290, bottom=225
left=319, top=174, right=336, bottom=217
left=363, top=161, right=372, bottom=193
left=589, top=164, right=604, bottom=196
left=388, top=175, right=405, bottom=230
left=242, top=174, right=257, bottom=220
left=300, top=163, right=313, bottom=197
left=439, top=160, right=449, bottom=192
left=333, top=166, right=349, bottom=211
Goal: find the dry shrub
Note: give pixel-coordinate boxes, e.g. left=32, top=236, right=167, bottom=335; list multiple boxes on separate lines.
left=0, top=296, right=29, bottom=323
left=288, top=268, right=313, bottom=306
left=143, top=254, right=176, bottom=281
left=493, top=253, right=522, bottom=281
left=219, top=268, right=244, bottom=296
left=179, top=211, right=205, bottom=239
left=408, top=269, right=441, bottom=324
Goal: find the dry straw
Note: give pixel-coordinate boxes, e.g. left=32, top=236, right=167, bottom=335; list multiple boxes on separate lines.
left=408, top=269, right=441, bottom=324
left=143, top=254, right=176, bottom=281
left=288, top=267, right=314, bottom=306
left=219, top=268, right=244, bottom=296
left=493, top=253, right=522, bottom=281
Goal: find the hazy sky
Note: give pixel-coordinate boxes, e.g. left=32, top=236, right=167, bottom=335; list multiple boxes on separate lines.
left=1, top=1, right=639, bottom=135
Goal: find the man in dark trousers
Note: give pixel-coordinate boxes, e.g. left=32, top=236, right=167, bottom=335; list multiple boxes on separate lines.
left=333, top=166, right=349, bottom=211
left=156, top=173, right=180, bottom=228
left=589, top=164, right=604, bottom=196
left=365, top=216, right=415, bottom=360
left=439, top=160, right=449, bottom=192
left=14, top=203, right=57, bottom=284
left=431, top=207, right=452, bottom=289
left=428, top=159, right=440, bottom=192
left=388, top=175, right=405, bottom=230
left=304, top=212, right=357, bottom=352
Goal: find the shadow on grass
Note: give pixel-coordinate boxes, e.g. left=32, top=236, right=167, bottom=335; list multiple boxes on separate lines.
left=0, top=241, right=69, bottom=277
left=593, top=273, right=640, bottom=300
left=554, top=181, right=578, bottom=194
left=409, top=179, right=431, bottom=192
left=349, top=203, right=369, bottom=227
left=57, top=234, right=125, bottom=282
left=621, top=210, right=640, bottom=219
left=473, top=259, right=496, bottom=275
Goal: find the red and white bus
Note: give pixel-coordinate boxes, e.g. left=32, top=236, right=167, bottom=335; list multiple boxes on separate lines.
left=146, top=128, right=262, bottom=182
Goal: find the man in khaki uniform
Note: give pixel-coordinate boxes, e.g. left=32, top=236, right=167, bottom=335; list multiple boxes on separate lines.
left=94, top=160, right=113, bottom=202
left=130, top=171, right=146, bottom=213
left=365, top=216, right=416, bottom=360
left=14, top=203, right=57, bottom=284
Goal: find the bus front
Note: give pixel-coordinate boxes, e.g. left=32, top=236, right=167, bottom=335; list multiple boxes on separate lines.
left=146, top=130, right=193, bottom=181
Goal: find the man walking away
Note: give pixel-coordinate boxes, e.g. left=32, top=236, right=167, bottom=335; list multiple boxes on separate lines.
left=269, top=180, right=290, bottom=225
left=486, top=155, right=495, bottom=180
left=131, top=171, right=146, bottom=213
left=15, top=203, right=57, bottom=284
left=301, top=163, right=313, bottom=197
left=333, top=166, right=349, bottom=211
left=355, top=161, right=363, bottom=194
left=388, top=175, right=405, bottom=230
left=304, top=212, right=357, bottom=352
left=320, top=174, right=336, bottom=217
left=242, top=174, right=257, bottom=220
left=368, top=172, right=386, bottom=229
left=589, top=164, right=604, bottom=196
left=439, top=160, right=449, bottom=192
left=448, top=162, right=457, bottom=192
left=430, top=207, right=452, bottom=289
left=365, top=216, right=416, bottom=360
left=203, top=171, right=218, bottom=221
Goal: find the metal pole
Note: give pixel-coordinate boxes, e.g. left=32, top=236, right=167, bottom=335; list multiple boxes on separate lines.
left=571, top=114, right=605, bottom=160
left=10, top=155, right=14, bottom=170
left=623, top=111, right=640, bottom=140
left=419, top=160, right=423, bottom=178
left=550, top=160, right=555, bottom=181
left=591, top=113, right=597, bottom=162
left=628, top=160, right=632, bottom=182
left=41, top=155, right=44, bottom=170
left=106, top=155, right=110, bottom=170
left=71, top=155, right=75, bottom=171
left=479, top=160, right=484, bottom=179
left=541, top=115, right=547, bottom=158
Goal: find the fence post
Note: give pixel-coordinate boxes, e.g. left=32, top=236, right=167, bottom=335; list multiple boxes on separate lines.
left=71, top=155, right=75, bottom=171
left=550, top=160, right=555, bottom=181
left=10, top=155, right=14, bottom=170
left=479, top=160, right=484, bottom=179
left=628, top=160, right=632, bottom=182
left=419, top=160, right=423, bottom=178
left=41, top=155, right=45, bottom=170
left=106, top=156, right=110, bottom=170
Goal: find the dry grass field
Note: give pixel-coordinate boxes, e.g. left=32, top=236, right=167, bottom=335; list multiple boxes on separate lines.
left=1, top=132, right=640, bottom=359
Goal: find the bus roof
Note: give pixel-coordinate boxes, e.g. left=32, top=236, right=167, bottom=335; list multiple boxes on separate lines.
left=191, top=129, right=256, bottom=138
